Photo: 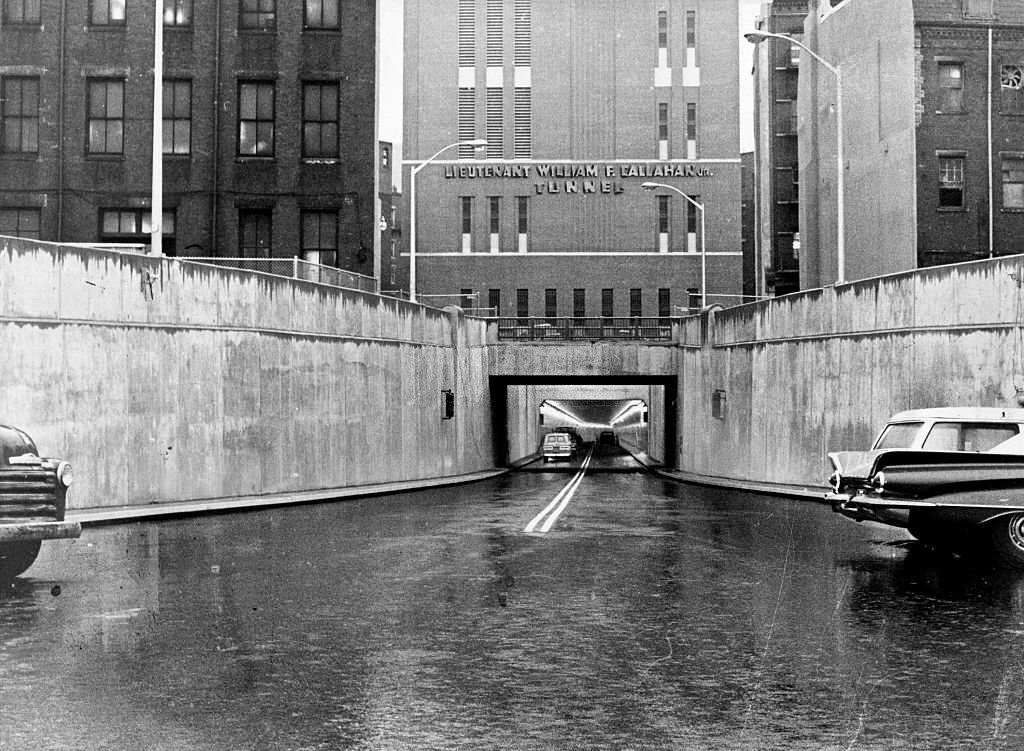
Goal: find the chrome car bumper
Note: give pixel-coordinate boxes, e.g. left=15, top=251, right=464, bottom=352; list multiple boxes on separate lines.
left=0, top=520, right=82, bottom=543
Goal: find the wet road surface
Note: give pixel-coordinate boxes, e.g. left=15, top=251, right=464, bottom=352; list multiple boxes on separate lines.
left=4, top=468, right=1024, bottom=749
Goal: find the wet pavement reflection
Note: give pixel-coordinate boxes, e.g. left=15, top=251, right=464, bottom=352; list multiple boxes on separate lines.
left=3, top=471, right=1024, bottom=749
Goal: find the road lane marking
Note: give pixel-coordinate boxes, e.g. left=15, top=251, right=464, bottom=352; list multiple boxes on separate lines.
left=524, top=448, right=593, bottom=534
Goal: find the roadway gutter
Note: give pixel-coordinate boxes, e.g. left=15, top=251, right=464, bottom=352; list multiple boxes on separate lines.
left=653, top=468, right=829, bottom=502
left=67, top=469, right=509, bottom=526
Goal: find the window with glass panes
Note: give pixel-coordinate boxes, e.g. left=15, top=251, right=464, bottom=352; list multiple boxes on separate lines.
left=658, top=288, right=670, bottom=318
left=91, top=0, right=125, bottom=25
left=4, top=0, right=41, bottom=24
left=240, top=210, right=272, bottom=257
left=305, top=0, right=339, bottom=29
left=240, top=0, right=275, bottom=30
left=0, top=208, right=40, bottom=238
left=163, top=79, right=191, bottom=155
left=516, top=288, right=529, bottom=319
left=301, top=210, right=338, bottom=266
left=1, top=77, right=39, bottom=153
left=1003, top=155, right=1024, bottom=210
left=545, top=289, right=557, bottom=318
left=87, top=79, right=124, bottom=155
left=939, top=155, right=965, bottom=208
left=573, top=288, right=585, bottom=318
left=302, top=82, right=339, bottom=158
left=164, top=0, right=191, bottom=25
left=937, top=62, right=964, bottom=113
left=601, top=288, right=614, bottom=318
left=238, top=82, right=275, bottom=156
left=488, top=288, right=500, bottom=315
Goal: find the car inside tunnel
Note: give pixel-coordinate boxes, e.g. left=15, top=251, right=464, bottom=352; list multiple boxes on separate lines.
left=489, top=375, right=678, bottom=471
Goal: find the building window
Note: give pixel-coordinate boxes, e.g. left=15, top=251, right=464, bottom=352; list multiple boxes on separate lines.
left=1, top=77, right=39, bottom=153
left=513, top=0, right=531, bottom=65
left=239, top=210, right=273, bottom=257
left=658, top=288, right=671, bottom=318
left=489, top=196, right=500, bottom=234
left=4, top=0, right=41, bottom=24
left=240, top=0, right=275, bottom=30
left=238, top=81, right=275, bottom=156
left=1000, top=65, right=1024, bottom=115
left=573, top=288, right=586, bottom=319
left=686, top=102, right=697, bottom=158
left=1002, top=155, right=1024, bottom=210
left=461, top=197, right=473, bottom=234
left=100, top=208, right=176, bottom=254
left=937, top=63, right=964, bottom=113
left=601, top=288, right=614, bottom=318
left=938, top=154, right=965, bottom=208
left=657, top=102, right=669, bottom=159
left=788, top=36, right=802, bottom=67
left=302, top=82, right=339, bottom=158
left=657, top=10, right=668, bottom=67
left=963, top=0, right=994, bottom=18
left=0, top=208, right=40, bottom=238
left=460, top=288, right=475, bottom=308
left=300, top=210, right=338, bottom=266
left=304, top=0, right=339, bottom=29
left=164, top=0, right=191, bottom=25
left=657, top=195, right=669, bottom=233
left=87, top=79, right=124, bottom=155
left=629, top=288, right=642, bottom=318
left=516, top=288, right=529, bottom=319
left=687, top=196, right=700, bottom=236
left=687, top=287, right=700, bottom=310
left=685, top=10, right=696, bottom=65
left=545, top=288, right=557, bottom=319
left=517, top=195, right=528, bottom=252
left=90, top=0, right=126, bottom=26
left=163, top=79, right=191, bottom=155
left=488, top=288, right=500, bottom=315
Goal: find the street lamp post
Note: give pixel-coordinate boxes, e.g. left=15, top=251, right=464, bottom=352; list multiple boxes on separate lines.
left=407, top=138, right=488, bottom=303
left=641, top=182, right=706, bottom=310
left=745, top=29, right=845, bottom=284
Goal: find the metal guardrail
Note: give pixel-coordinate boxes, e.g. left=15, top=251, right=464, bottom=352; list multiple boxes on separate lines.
left=185, top=257, right=378, bottom=293
left=495, top=317, right=678, bottom=341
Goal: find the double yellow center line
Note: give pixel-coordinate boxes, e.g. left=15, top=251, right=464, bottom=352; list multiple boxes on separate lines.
left=524, top=447, right=594, bottom=534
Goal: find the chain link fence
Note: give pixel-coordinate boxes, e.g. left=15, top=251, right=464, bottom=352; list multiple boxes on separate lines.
left=184, top=257, right=378, bottom=293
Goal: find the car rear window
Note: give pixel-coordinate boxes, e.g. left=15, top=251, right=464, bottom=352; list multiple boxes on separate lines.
left=874, top=422, right=924, bottom=449
left=922, top=422, right=1020, bottom=451
left=545, top=434, right=570, bottom=444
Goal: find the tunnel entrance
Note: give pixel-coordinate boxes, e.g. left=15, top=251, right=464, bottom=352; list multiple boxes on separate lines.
left=489, top=375, right=678, bottom=470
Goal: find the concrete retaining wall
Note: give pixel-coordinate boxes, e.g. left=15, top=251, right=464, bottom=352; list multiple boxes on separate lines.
left=679, top=255, right=1024, bottom=491
left=0, top=238, right=493, bottom=511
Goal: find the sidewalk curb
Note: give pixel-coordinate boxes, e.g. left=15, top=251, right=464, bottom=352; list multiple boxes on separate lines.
left=67, top=469, right=509, bottom=526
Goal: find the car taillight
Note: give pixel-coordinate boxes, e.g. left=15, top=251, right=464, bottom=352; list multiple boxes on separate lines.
left=828, top=471, right=842, bottom=492
left=871, top=471, right=886, bottom=492
left=57, top=462, right=73, bottom=488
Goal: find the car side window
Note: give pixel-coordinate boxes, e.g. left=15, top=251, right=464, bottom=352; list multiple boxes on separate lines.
left=921, top=422, right=1020, bottom=451
left=874, top=422, right=924, bottom=449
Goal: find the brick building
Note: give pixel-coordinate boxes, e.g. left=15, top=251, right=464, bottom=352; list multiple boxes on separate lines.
left=798, top=0, right=1024, bottom=288
left=750, top=0, right=806, bottom=296
left=402, top=0, right=743, bottom=317
left=0, top=0, right=379, bottom=276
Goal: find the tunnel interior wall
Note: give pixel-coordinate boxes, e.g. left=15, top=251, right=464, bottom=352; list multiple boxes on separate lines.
left=679, top=256, right=1024, bottom=491
left=0, top=238, right=493, bottom=511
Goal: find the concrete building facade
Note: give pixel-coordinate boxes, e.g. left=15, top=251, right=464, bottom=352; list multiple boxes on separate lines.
left=798, top=0, right=1024, bottom=288
left=402, top=0, right=743, bottom=317
left=0, top=0, right=379, bottom=277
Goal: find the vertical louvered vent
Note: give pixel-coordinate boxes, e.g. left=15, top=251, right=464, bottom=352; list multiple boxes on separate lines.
left=486, top=0, right=503, bottom=66
left=486, top=87, right=503, bottom=157
left=513, top=0, right=531, bottom=66
left=458, top=87, right=476, bottom=157
left=458, top=0, right=475, bottom=67
left=514, top=87, right=531, bottom=158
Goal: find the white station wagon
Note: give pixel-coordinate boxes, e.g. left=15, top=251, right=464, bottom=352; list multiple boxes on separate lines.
left=870, top=407, right=1024, bottom=453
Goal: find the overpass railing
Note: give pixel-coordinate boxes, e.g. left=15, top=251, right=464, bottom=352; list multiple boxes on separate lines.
left=495, top=317, right=678, bottom=341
